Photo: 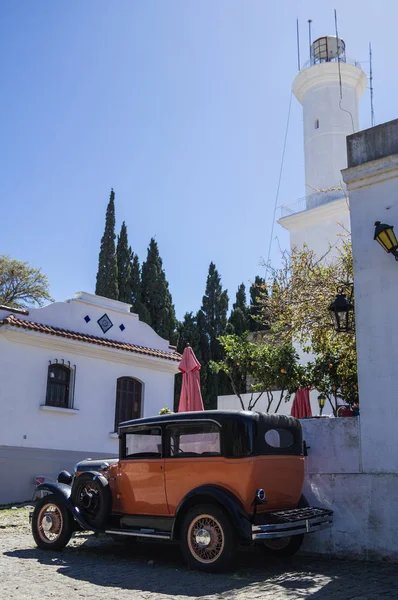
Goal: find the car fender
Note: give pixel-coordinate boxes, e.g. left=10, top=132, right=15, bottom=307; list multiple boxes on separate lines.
left=35, top=481, right=98, bottom=532
left=172, top=485, right=252, bottom=542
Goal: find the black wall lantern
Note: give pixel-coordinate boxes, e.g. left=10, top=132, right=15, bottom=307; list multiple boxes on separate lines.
left=374, top=221, right=398, bottom=260
left=328, top=287, right=354, bottom=333
left=317, top=393, right=326, bottom=416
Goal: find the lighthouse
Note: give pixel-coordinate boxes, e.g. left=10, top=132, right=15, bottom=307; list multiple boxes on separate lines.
left=279, top=36, right=367, bottom=257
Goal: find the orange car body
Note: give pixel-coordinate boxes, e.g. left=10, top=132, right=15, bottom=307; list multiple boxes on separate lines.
left=109, top=454, right=304, bottom=517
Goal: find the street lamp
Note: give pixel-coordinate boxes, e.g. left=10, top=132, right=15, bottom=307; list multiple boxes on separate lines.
left=374, top=221, right=398, bottom=260
left=317, top=393, right=326, bottom=416
left=328, top=287, right=354, bottom=333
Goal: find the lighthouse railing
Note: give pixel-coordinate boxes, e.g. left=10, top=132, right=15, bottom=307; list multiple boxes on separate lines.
left=279, top=188, right=348, bottom=218
left=300, top=55, right=362, bottom=72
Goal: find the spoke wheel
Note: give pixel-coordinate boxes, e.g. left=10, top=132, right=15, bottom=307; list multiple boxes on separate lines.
left=188, top=514, right=225, bottom=564
left=77, top=482, right=102, bottom=520
left=181, top=504, right=235, bottom=572
left=37, top=503, right=64, bottom=543
left=32, top=494, right=73, bottom=550
left=71, top=473, right=112, bottom=529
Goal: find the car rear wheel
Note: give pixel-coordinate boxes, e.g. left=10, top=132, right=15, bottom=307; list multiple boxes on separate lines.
left=32, top=495, right=73, bottom=550
left=180, top=504, right=236, bottom=572
left=260, top=533, right=304, bottom=557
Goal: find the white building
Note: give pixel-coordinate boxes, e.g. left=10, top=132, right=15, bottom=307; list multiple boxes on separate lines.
left=279, top=35, right=367, bottom=257
left=219, top=35, right=366, bottom=416
left=0, top=292, right=180, bottom=504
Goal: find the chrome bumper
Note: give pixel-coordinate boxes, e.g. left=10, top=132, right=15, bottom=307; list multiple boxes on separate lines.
left=252, top=506, right=333, bottom=540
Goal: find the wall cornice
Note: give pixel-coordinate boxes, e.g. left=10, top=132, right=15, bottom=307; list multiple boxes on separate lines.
left=342, top=154, right=398, bottom=191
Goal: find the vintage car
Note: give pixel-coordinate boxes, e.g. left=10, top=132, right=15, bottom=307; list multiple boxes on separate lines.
left=31, top=410, right=333, bottom=571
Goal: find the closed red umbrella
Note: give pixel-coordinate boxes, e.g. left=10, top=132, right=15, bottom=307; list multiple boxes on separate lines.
left=291, top=387, right=312, bottom=418
left=178, top=346, right=204, bottom=412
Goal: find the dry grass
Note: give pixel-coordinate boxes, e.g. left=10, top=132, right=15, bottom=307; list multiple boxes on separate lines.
left=0, top=506, right=32, bottom=530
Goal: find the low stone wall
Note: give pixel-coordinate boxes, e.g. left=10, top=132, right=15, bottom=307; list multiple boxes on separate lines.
left=300, top=418, right=398, bottom=561
left=0, top=445, right=117, bottom=505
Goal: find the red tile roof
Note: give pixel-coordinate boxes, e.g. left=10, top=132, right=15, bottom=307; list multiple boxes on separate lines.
left=0, top=314, right=181, bottom=362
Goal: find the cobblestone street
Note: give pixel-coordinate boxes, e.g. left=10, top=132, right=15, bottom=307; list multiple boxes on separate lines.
left=1, top=512, right=398, bottom=600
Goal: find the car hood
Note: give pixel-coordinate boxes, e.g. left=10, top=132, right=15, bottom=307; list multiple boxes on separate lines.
left=75, top=458, right=119, bottom=473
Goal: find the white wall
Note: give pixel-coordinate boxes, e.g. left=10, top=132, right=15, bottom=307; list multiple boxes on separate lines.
left=0, top=333, right=176, bottom=454
left=0, top=292, right=179, bottom=457
left=218, top=389, right=329, bottom=419
left=343, top=130, right=398, bottom=475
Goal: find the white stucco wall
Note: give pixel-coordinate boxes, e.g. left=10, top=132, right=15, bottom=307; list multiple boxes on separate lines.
left=342, top=150, right=398, bottom=475
left=0, top=334, right=176, bottom=454
left=0, top=292, right=179, bottom=456
left=217, top=389, right=325, bottom=418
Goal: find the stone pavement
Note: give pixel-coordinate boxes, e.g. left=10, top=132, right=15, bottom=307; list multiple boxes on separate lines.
left=1, top=525, right=398, bottom=600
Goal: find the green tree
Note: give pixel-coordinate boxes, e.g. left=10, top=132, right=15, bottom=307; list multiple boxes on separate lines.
left=262, top=240, right=357, bottom=408
left=140, top=238, right=177, bottom=343
left=210, top=334, right=304, bottom=412
left=116, top=222, right=132, bottom=304
left=201, top=262, right=229, bottom=357
left=249, top=276, right=267, bottom=332
left=228, top=283, right=249, bottom=337
left=129, top=251, right=150, bottom=322
left=0, top=255, right=53, bottom=308
left=95, top=189, right=118, bottom=300
left=200, top=262, right=229, bottom=408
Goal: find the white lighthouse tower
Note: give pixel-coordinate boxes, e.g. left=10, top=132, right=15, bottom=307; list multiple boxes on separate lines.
left=279, top=36, right=367, bottom=257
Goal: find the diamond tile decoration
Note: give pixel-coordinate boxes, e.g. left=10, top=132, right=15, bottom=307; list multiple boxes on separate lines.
left=119, top=324, right=125, bottom=331
left=97, top=313, right=113, bottom=334
left=84, top=315, right=91, bottom=323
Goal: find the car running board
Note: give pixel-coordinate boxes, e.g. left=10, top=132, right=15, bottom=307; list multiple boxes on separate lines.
left=105, top=528, right=171, bottom=540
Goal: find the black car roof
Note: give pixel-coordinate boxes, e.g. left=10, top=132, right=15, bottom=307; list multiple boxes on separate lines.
left=118, top=409, right=258, bottom=430
left=118, top=409, right=301, bottom=431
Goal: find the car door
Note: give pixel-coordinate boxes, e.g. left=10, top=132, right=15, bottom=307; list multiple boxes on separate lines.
left=164, top=421, right=223, bottom=514
left=115, top=425, right=168, bottom=516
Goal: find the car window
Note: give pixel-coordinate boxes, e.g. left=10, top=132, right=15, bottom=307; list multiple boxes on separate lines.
left=264, top=428, right=294, bottom=449
left=167, top=422, right=221, bottom=458
left=124, top=427, right=162, bottom=459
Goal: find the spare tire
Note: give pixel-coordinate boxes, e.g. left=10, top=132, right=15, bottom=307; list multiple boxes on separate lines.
left=71, top=472, right=112, bottom=529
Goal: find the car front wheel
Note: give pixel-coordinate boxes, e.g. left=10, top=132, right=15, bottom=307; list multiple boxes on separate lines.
left=180, top=504, right=236, bottom=572
left=32, top=494, right=73, bottom=550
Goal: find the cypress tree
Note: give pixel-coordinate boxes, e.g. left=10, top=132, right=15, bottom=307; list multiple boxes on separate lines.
left=249, top=275, right=267, bottom=332
left=226, top=284, right=249, bottom=393
left=141, top=238, right=177, bottom=343
left=95, top=189, right=118, bottom=300
left=129, top=251, right=150, bottom=323
left=234, top=283, right=247, bottom=311
left=116, top=222, right=132, bottom=304
left=201, top=262, right=229, bottom=357
left=200, top=262, right=229, bottom=408
left=228, top=283, right=249, bottom=336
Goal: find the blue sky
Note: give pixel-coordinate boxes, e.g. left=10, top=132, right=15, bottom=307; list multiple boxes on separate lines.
left=1, top=1, right=397, bottom=321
